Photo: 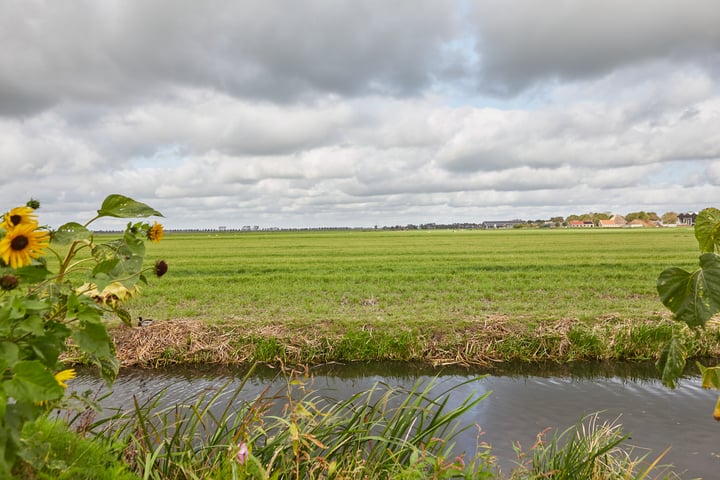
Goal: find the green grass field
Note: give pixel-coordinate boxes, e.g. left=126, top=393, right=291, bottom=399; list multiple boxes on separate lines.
left=100, top=226, right=720, bottom=367
left=135, top=227, right=697, bottom=325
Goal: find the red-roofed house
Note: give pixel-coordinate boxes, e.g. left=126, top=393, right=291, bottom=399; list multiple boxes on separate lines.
left=599, top=214, right=626, bottom=228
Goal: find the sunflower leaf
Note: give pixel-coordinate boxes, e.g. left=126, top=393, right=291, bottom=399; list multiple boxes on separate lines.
left=657, top=253, right=720, bottom=327
left=92, top=259, right=120, bottom=276
left=695, top=208, right=720, bottom=253
left=5, top=360, right=63, bottom=403
left=97, top=194, right=163, bottom=219
left=656, top=335, right=687, bottom=389
left=71, top=322, right=113, bottom=360
left=697, top=362, right=720, bottom=389
left=96, top=355, right=120, bottom=387
left=0, top=342, right=19, bottom=370
left=53, top=222, right=91, bottom=244
left=14, top=264, right=52, bottom=284
left=115, top=308, right=132, bottom=326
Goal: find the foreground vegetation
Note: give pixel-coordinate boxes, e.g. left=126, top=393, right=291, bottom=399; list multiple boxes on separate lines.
left=15, top=367, right=681, bottom=479
left=98, top=227, right=720, bottom=368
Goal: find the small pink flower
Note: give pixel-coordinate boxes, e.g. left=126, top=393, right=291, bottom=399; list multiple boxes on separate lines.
left=236, top=442, right=249, bottom=464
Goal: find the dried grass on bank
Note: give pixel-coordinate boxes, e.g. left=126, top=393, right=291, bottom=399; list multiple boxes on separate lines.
left=102, top=315, right=720, bottom=369
left=111, top=320, right=243, bottom=367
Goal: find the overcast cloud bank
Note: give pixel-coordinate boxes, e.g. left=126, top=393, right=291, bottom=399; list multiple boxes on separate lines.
left=1, top=0, right=719, bottom=229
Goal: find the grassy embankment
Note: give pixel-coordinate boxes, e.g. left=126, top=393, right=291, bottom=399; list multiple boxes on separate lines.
left=94, top=227, right=720, bottom=367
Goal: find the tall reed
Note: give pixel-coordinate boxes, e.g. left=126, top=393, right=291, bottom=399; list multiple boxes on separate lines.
left=80, top=366, right=681, bottom=479
left=90, top=366, right=497, bottom=479
left=507, top=414, right=680, bottom=480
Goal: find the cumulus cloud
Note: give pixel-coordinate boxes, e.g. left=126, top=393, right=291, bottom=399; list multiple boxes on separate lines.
left=469, top=0, right=720, bottom=95
left=0, top=0, right=462, bottom=116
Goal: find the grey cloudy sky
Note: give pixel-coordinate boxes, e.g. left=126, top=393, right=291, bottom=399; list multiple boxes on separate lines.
left=1, top=0, right=719, bottom=229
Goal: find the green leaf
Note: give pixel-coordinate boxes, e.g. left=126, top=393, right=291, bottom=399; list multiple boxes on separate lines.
left=90, top=272, right=111, bottom=292
left=91, top=242, right=117, bottom=263
left=0, top=387, right=7, bottom=422
left=20, top=297, right=51, bottom=314
left=0, top=300, right=14, bottom=335
left=65, top=292, right=103, bottom=324
left=4, top=360, right=64, bottom=403
left=92, top=258, right=120, bottom=276
left=0, top=342, right=19, bottom=369
left=14, top=263, right=52, bottom=284
left=115, top=308, right=132, bottom=326
left=656, top=336, right=687, bottom=389
left=71, top=322, right=113, bottom=360
left=14, top=315, right=44, bottom=337
left=97, top=355, right=120, bottom=386
left=97, top=194, right=163, bottom=219
left=52, top=222, right=92, bottom=244
left=697, top=362, right=720, bottom=389
left=92, top=236, right=145, bottom=287
left=657, top=253, right=720, bottom=327
left=27, top=321, right=71, bottom=367
left=695, top=208, right=720, bottom=253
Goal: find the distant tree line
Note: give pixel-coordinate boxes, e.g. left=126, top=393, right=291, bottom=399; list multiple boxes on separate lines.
left=92, top=211, right=686, bottom=233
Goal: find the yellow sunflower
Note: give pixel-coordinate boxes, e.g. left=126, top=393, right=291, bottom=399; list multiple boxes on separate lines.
left=147, top=221, right=164, bottom=243
left=0, top=223, right=50, bottom=269
left=78, top=281, right=141, bottom=306
left=1, top=206, right=38, bottom=230
left=54, top=369, right=76, bottom=389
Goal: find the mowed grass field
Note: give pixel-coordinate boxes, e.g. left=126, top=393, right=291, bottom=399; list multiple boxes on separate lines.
left=136, top=227, right=697, bottom=325
left=108, top=227, right=720, bottom=366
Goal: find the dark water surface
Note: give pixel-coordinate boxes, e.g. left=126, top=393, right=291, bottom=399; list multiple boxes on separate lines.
left=69, top=361, right=720, bottom=478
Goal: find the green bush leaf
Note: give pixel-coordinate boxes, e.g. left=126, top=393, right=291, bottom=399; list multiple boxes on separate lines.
left=656, top=336, right=687, bottom=389
left=695, top=207, right=720, bottom=253
left=657, top=253, right=720, bottom=327
left=53, top=222, right=92, bottom=244
left=5, top=360, right=64, bottom=403
left=97, top=194, right=163, bottom=219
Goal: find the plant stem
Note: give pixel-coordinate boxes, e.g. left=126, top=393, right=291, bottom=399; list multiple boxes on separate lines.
left=56, top=240, right=83, bottom=283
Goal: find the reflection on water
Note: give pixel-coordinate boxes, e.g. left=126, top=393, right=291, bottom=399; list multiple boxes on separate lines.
left=68, top=361, right=720, bottom=478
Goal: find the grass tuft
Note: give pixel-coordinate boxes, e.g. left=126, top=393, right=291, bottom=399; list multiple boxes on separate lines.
left=508, top=413, right=681, bottom=479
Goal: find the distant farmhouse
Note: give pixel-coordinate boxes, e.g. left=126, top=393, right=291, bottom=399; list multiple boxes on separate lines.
left=598, top=214, right=626, bottom=228
left=568, top=220, right=594, bottom=228
left=481, top=220, right=525, bottom=229
left=595, top=212, right=698, bottom=228
left=678, top=212, right=697, bottom=226
left=596, top=214, right=658, bottom=228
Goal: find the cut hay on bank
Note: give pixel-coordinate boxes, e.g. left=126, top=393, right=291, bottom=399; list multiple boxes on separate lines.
left=111, top=320, right=245, bottom=367
left=90, top=315, right=720, bottom=369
